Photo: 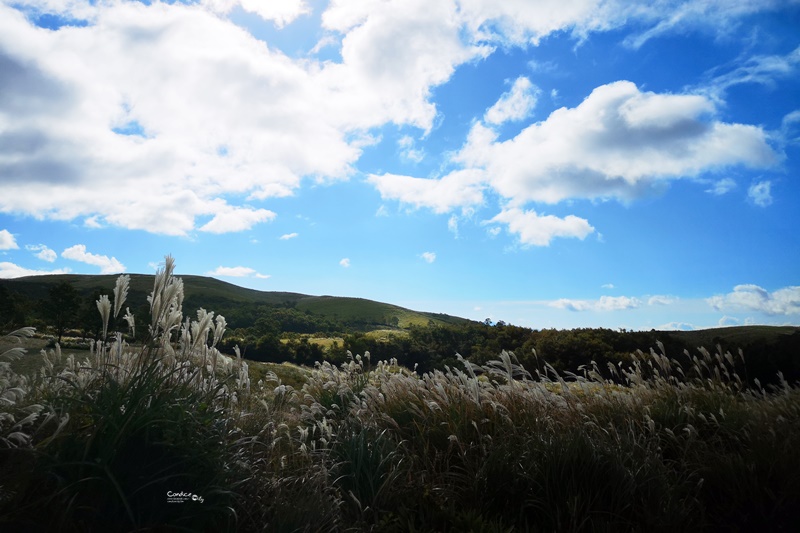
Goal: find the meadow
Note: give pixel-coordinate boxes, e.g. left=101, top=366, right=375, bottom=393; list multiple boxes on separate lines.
left=1, top=258, right=798, bottom=532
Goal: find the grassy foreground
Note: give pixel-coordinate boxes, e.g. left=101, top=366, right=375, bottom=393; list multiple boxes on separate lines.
left=1, top=260, right=799, bottom=531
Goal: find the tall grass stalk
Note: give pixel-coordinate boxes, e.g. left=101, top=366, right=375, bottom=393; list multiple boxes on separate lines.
left=1, top=256, right=798, bottom=531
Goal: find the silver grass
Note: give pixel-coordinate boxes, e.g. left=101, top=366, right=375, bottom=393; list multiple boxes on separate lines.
left=112, top=274, right=130, bottom=319
left=96, top=294, right=111, bottom=340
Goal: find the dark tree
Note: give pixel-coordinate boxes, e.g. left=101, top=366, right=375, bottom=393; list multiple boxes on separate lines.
left=78, top=290, right=105, bottom=342
left=0, top=285, right=17, bottom=330
left=43, top=281, right=81, bottom=343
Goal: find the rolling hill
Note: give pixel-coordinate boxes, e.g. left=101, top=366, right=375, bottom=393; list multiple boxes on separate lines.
left=0, top=273, right=474, bottom=331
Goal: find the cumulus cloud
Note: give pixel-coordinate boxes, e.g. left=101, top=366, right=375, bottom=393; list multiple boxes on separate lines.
left=26, top=244, right=57, bottom=262
left=320, top=0, right=490, bottom=132
left=484, top=77, right=539, bottom=125
left=369, top=170, right=485, bottom=214
left=279, top=232, right=299, bottom=240
left=199, top=206, right=276, bottom=234
left=0, top=261, right=70, bottom=279
left=457, top=81, right=776, bottom=205
left=0, top=1, right=361, bottom=235
left=206, top=265, right=270, bottom=279
left=748, top=180, right=773, bottom=207
left=339, top=258, right=350, bottom=268
left=550, top=295, right=642, bottom=312
left=62, top=244, right=125, bottom=274
left=0, top=0, right=787, bottom=241
left=708, top=284, right=800, bottom=315
left=0, top=230, right=18, bottom=250
left=487, top=208, right=594, bottom=247
left=420, top=251, right=436, bottom=263
left=371, top=79, right=777, bottom=243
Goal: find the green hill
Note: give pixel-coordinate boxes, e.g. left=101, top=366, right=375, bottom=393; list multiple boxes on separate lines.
left=666, top=325, right=799, bottom=349
left=0, top=273, right=473, bottom=332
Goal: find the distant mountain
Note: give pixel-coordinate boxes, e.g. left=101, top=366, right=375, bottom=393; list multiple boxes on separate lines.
left=0, top=273, right=474, bottom=331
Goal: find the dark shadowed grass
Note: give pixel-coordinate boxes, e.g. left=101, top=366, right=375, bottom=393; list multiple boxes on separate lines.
left=2, top=262, right=799, bottom=531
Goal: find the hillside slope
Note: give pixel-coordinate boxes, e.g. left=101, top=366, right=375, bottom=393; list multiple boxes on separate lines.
left=0, top=273, right=473, bottom=331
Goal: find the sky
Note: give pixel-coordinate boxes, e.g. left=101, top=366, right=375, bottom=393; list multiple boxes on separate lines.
left=1, top=0, right=799, bottom=331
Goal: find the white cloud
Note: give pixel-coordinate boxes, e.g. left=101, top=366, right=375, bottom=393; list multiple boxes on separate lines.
left=398, top=135, right=425, bottom=163
left=658, top=321, right=696, bottom=331
left=369, top=169, right=485, bottom=214
left=62, top=244, right=125, bottom=274
left=339, top=258, right=350, bottom=268
left=484, top=76, right=539, bottom=125
left=0, top=2, right=361, bottom=236
left=748, top=180, right=773, bottom=207
left=204, top=0, right=311, bottom=28
left=550, top=295, right=642, bottom=312
left=0, top=230, right=19, bottom=250
left=487, top=207, right=594, bottom=247
left=199, top=206, right=276, bottom=234
left=279, top=232, right=299, bottom=240
left=718, top=315, right=741, bottom=327
left=708, top=284, right=800, bottom=315
left=601, top=283, right=615, bottom=289
left=447, top=215, right=459, bottom=237
left=0, top=261, right=70, bottom=279
left=420, top=251, right=436, bottom=263
left=703, top=45, right=800, bottom=100
left=25, top=244, right=57, bottom=262
left=321, top=0, right=490, bottom=132
left=706, top=178, right=737, bottom=195
left=648, top=295, right=677, bottom=306
left=622, top=0, right=793, bottom=49
left=1, top=0, right=788, bottom=240
left=206, top=265, right=270, bottom=279
left=457, top=81, right=777, bottom=206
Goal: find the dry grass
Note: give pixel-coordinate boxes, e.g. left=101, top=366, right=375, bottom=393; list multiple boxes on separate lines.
left=2, top=257, right=798, bottom=532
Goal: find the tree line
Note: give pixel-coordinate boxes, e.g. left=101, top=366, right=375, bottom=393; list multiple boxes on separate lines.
left=2, top=280, right=798, bottom=386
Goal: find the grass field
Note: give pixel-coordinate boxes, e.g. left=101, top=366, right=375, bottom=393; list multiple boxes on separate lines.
left=2, top=266, right=798, bottom=531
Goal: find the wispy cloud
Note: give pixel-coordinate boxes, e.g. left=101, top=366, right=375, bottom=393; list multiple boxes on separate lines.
left=206, top=266, right=270, bottom=279
left=420, top=251, right=436, bottom=263
left=279, top=232, right=299, bottom=240
left=648, top=295, right=678, bottom=306
left=62, top=244, right=125, bottom=274
left=706, top=178, right=737, bottom=196
left=703, top=45, right=800, bottom=100
left=748, top=180, right=773, bottom=207
left=339, top=258, right=351, bottom=268
left=398, top=135, right=425, bottom=163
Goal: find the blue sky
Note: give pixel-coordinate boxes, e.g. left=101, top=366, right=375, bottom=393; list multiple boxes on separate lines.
left=1, top=0, right=799, bottom=331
